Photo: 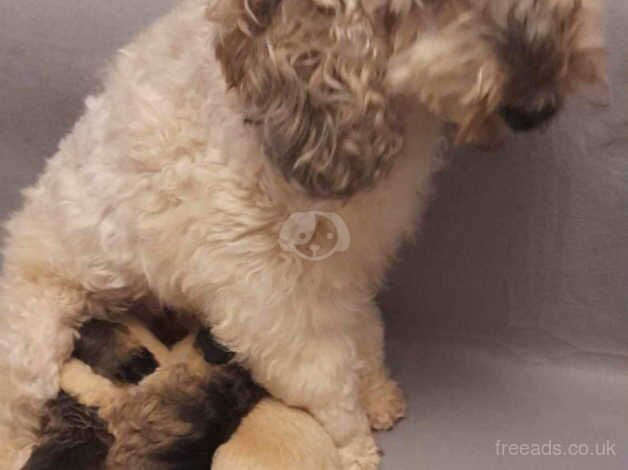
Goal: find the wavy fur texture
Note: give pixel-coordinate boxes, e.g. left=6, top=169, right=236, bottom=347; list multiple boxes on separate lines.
left=0, top=1, right=605, bottom=469
left=213, top=0, right=403, bottom=198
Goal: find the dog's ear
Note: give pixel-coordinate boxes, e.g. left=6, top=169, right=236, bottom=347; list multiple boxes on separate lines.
left=210, top=0, right=403, bottom=198
left=387, top=11, right=506, bottom=144
left=561, top=0, right=607, bottom=93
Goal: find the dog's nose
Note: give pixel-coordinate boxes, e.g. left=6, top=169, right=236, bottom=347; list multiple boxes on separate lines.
left=500, top=105, right=557, bottom=132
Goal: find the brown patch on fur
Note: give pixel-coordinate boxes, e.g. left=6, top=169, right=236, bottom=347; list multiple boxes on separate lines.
left=489, top=1, right=567, bottom=111
left=211, top=0, right=403, bottom=199
left=104, top=364, right=264, bottom=469
left=485, top=0, right=606, bottom=111
left=73, top=320, right=158, bottom=385
left=129, top=304, right=190, bottom=349
left=195, top=328, right=236, bottom=364
left=22, top=392, right=113, bottom=470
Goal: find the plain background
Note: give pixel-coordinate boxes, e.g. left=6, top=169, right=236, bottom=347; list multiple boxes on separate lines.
left=1, top=1, right=626, bottom=469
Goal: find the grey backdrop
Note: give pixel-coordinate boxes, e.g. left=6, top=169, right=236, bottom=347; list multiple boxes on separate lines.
left=1, top=1, right=627, bottom=469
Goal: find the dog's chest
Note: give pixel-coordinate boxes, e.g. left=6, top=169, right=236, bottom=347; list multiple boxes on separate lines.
left=336, top=119, right=444, bottom=271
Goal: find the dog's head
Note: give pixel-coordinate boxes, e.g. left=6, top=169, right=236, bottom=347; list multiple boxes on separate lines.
left=209, top=0, right=606, bottom=197
left=388, top=0, right=607, bottom=145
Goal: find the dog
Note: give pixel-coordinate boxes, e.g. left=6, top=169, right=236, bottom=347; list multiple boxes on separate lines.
left=21, top=305, right=339, bottom=470
left=0, top=0, right=605, bottom=468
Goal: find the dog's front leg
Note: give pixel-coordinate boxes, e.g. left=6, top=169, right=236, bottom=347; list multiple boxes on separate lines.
left=354, top=302, right=406, bottom=431
left=210, top=303, right=380, bottom=470
left=258, top=337, right=379, bottom=469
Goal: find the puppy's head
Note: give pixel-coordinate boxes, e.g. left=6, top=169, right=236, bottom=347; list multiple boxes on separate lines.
left=388, top=0, right=607, bottom=144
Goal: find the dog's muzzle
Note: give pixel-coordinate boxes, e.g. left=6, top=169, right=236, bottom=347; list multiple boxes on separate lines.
left=500, top=105, right=557, bottom=132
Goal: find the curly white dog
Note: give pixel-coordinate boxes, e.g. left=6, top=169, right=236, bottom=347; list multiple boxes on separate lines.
left=0, top=0, right=605, bottom=468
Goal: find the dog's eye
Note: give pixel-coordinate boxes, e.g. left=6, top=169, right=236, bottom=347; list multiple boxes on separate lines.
left=500, top=105, right=557, bottom=132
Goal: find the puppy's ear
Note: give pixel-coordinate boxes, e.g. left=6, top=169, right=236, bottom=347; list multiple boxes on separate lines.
left=210, top=0, right=403, bottom=198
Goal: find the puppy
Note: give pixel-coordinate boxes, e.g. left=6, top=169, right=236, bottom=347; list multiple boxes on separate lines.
left=22, top=310, right=338, bottom=470
left=0, top=0, right=605, bottom=468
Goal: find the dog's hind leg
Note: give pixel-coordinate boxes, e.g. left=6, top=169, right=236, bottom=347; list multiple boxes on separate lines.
left=0, top=275, right=98, bottom=470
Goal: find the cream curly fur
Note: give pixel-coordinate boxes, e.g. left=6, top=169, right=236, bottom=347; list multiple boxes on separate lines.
left=0, top=0, right=605, bottom=468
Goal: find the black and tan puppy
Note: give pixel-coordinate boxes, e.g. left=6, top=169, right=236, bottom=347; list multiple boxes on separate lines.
left=23, top=307, right=339, bottom=470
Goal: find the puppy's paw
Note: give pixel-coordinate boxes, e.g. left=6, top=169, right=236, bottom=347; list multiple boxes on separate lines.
left=339, top=434, right=381, bottom=470
left=363, top=379, right=406, bottom=431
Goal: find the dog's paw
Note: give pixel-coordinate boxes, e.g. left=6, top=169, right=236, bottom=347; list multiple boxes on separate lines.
left=363, top=379, right=406, bottom=431
left=339, top=434, right=381, bottom=470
